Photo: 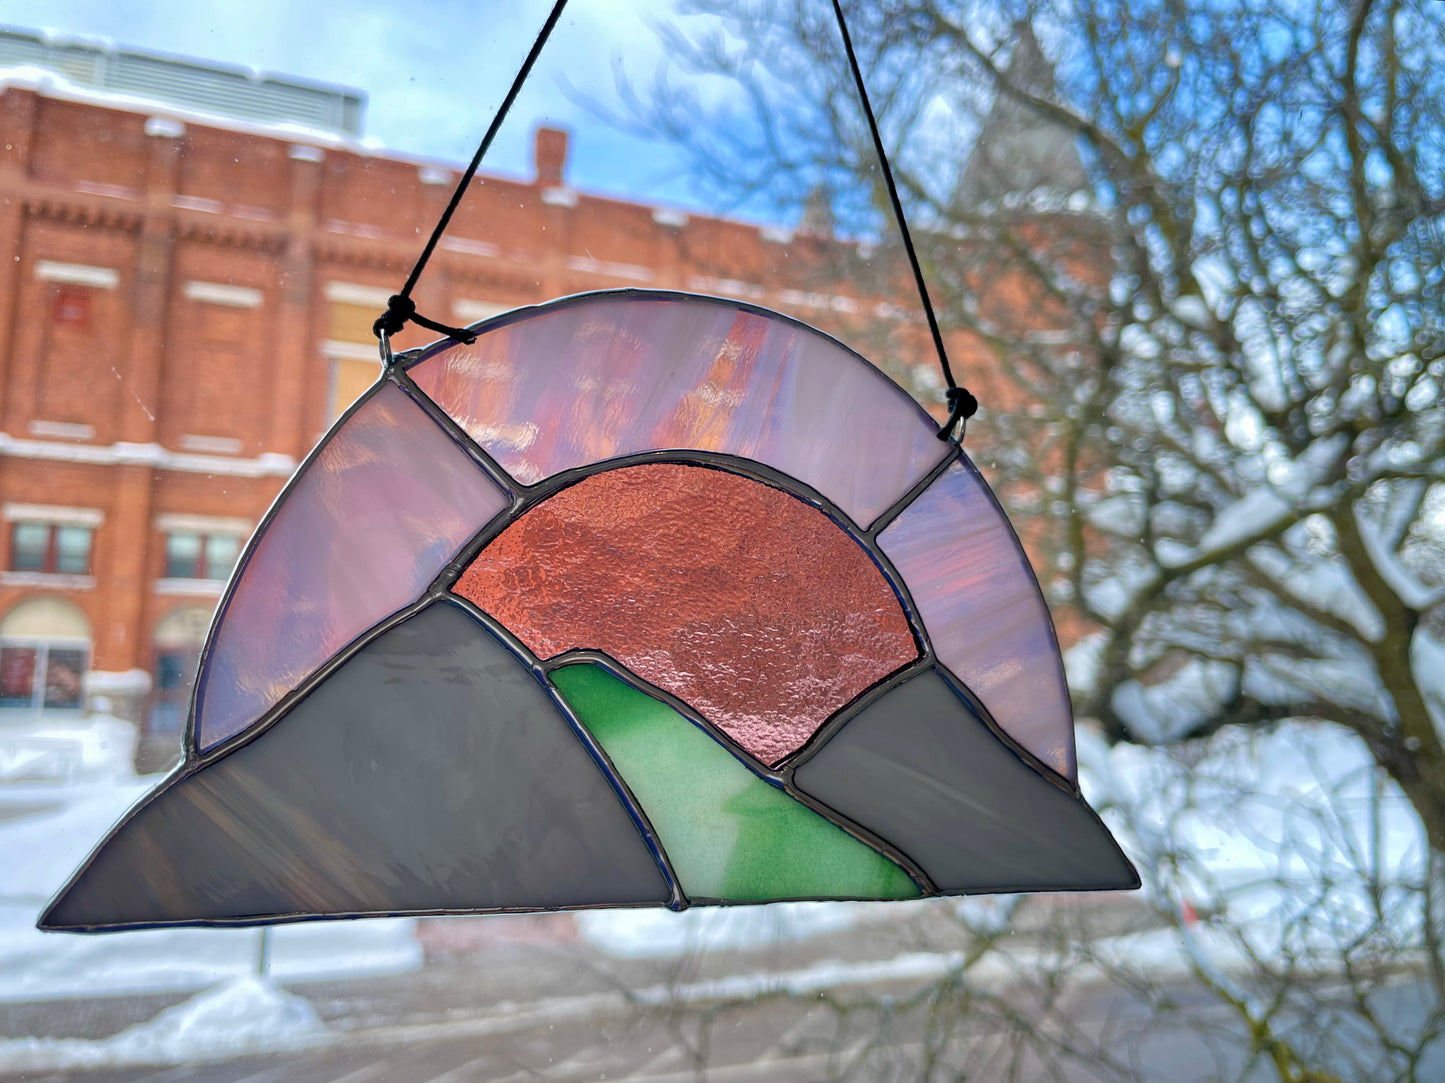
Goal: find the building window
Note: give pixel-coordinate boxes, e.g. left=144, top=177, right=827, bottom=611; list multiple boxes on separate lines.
left=8, top=522, right=93, bottom=575
left=164, top=532, right=241, bottom=580
left=324, top=283, right=391, bottom=421
left=51, top=284, right=92, bottom=329
left=0, top=643, right=87, bottom=711
left=0, top=598, right=92, bottom=713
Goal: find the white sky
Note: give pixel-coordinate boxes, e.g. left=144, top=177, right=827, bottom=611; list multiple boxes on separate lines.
left=3, top=0, right=716, bottom=208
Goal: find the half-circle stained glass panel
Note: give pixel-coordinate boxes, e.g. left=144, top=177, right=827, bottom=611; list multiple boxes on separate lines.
left=42, top=291, right=1134, bottom=931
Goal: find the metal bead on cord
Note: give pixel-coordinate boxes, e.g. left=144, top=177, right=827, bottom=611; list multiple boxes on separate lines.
left=374, top=0, right=980, bottom=442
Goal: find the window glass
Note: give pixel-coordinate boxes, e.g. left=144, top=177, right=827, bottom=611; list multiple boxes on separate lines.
left=6, top=6, right=1438, bottom=1080
left=52, top=283, right=91, bottom=328
left=42, top=648, right=86, bottom=709
left=0, top=646, right=37, bottom=709
left=204, top=534, right=240, bottom=580
left=54, top=526, right=92, bottom=575
left=164, top=532, right=202, bottom=578
left=10, top=522, right=48, bottom=572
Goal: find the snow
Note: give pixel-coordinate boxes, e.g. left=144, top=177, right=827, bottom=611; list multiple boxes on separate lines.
left=0, top=428, right=296, bottom=478
left=1063, top=633, right=1107, bottom=697
left=577, top=900, right=916, bottom=958
left=1082, top=563, right=1159, bottom=620
left=632, top=948, right=971, bottom=1004
left=1085, top=716, right=1426, bottom=962
left=1357, top=510, right=1443, bottom=610
left=1172, top=294, right=1213, bottom=330
left=0, top=736, right=422, bottom=1005
left=0, top=66, right=364, bottom=155
left=0, top=977, right=325, bottom=1073
left=0, top=904, right=423, bottom=1004
left=1110, top=659, right=1239, bottom=743
left=1171, top=434, right=1350, bottom=563
left=0, top=934, right=1216, bottom=1073
left=84, top=669, right=152, bottom=695
left=0, top=714, right=138, bottom=784
left=1190, top=487, right=1291, bottom=554
left=1248, top=549, right=1385, bottom=642
left=620, top=924, right=1278, bottom=1010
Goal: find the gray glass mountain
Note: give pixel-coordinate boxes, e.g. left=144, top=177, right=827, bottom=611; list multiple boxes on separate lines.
left=793, top=669, right=1137, bottom=893
left=42, top=602, right=670, bottom=929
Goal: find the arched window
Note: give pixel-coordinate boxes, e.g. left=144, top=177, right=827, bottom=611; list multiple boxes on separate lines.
left=0, top=597, right=92, bottom=713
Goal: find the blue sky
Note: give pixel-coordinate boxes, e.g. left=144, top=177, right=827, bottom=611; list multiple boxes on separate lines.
left=4, top=0, right=724, bottom=211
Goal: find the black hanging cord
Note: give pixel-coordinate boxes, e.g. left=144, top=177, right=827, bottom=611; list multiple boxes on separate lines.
left=374, top=0, right=572, bottom=353
left=379, top=0, right=976, bottom=441
left=828, top=0, right=978, bottom=442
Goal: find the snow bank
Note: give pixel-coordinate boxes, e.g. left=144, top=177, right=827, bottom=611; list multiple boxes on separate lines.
left=0, top=713, right=139, bottom=784
left=1084, top=718, right=1427, bottom=960
left=0, top=977, right=326, bottom=1073
left=0, top=907, right=423, bottom=1003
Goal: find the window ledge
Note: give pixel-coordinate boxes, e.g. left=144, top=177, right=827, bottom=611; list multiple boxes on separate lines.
left=154, top=578, right=225, bottom=596
left=0, top=572, right=96, bottom=590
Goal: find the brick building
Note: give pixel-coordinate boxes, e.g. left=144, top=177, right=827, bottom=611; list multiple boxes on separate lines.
left=0, top=30, right=941, bottom=759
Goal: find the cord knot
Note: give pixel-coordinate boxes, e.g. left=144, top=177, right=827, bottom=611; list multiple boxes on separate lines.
left=373, top=294, right=417, bottom=339
left=938, top=386, right=979, bottom=442
left=372, top=293, right=477, bottom=348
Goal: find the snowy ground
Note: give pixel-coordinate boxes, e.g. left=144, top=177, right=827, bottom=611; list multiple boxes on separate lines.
left=0, top=709, right=1431, bottom=1073
left=0, top=717, right=423, bottom=1005
left=0, top=977, right=326, bottom=1073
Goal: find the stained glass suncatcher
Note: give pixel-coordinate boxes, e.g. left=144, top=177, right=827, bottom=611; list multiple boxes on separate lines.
left=42, top=290, right=1136, bottom=931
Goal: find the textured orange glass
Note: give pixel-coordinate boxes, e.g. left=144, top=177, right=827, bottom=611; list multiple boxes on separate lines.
left=455, top=463, right=917, bottom=765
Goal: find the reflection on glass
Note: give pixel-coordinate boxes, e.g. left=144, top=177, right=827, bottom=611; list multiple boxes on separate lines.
left=0, top=646, right=37, bottom=709
left=42, top=649, right=86, bottom=710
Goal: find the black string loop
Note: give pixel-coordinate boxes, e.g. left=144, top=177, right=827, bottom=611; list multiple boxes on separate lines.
left=373, top=0, right=979, bottom=443
left=942, top=385, right=978, bottom=441
left=828, top=0, right=979, bottom=442
left=372, top=294, right=477, bottom=349
left=373, top=0, right=570, bottom=358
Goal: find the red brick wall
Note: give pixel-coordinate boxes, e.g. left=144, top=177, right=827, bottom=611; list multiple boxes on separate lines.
left=1, top=82, right=1095, bottom=721
left=0, top=86, right=946, bottom=692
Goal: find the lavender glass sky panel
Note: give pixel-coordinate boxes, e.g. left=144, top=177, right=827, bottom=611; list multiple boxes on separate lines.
left=878, top=458, right=1076, bottom=780
left=194, top=385, right=509, bottom=751
left=407, top=295, right=950, bottom=526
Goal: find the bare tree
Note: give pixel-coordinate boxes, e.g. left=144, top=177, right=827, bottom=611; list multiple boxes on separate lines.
left=596, top=1, right=1445, bottom=1078
left=617, top=0, right=1445, bottom=849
